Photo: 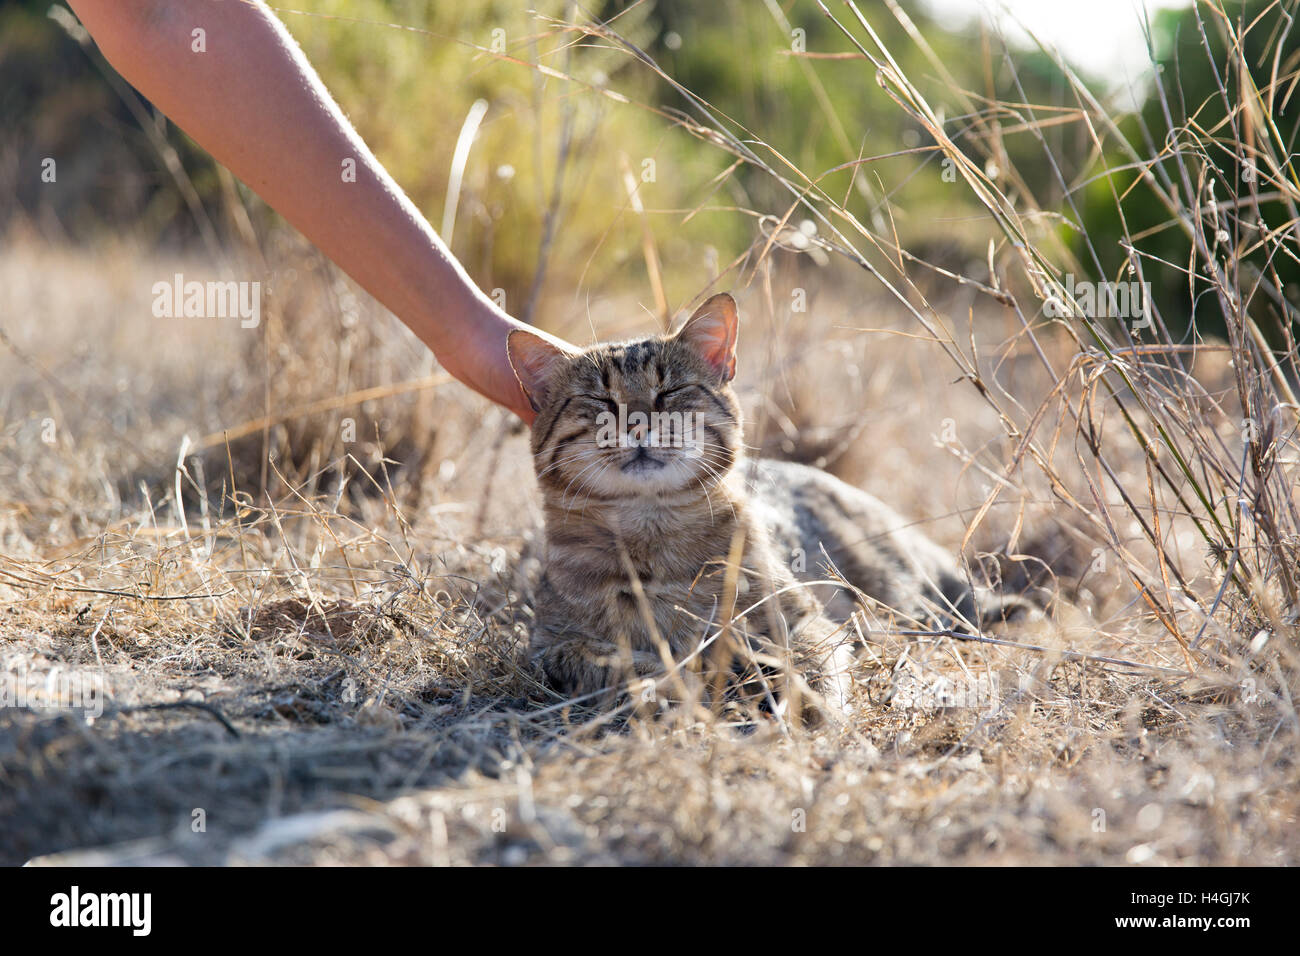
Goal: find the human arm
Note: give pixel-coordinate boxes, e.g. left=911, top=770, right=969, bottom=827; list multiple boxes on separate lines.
left=67, top=0, right=559, bottom=422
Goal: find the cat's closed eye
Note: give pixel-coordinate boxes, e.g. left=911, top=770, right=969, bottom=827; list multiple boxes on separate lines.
left=652, top=383, right=695, bottom=410
left=577, top=394, right=618, bottom=415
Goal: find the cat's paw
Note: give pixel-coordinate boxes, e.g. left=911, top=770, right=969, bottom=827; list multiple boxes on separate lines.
left=536, top=639, right=662, bottom=702
left=976, top=590, right=1046, bottom=630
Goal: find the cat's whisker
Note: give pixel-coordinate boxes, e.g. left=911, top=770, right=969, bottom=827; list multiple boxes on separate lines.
left=534, top=446, right=602, bottom=481
left=556, top=457, right=611, bottom=509
left=534, top=445, right=598, bottom=472
left=554, top=455, right=609, bottom=505
left=571, top=458, right=618, bottom=518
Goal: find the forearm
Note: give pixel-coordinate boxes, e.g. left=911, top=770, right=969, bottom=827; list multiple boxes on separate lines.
left=68, top=0, right=539, bottom=421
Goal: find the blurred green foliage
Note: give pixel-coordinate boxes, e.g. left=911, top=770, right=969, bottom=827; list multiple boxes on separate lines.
left=0, top=0, right=215, bottom=243
left=13, top=0, right=1243, bottom=337
left=1074, top=0, right=1300, bottom=341
left=1, top=0, right=1002, bottom=323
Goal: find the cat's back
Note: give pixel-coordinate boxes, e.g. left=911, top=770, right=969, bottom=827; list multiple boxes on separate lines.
left=740, top=457, right=973, bottom=622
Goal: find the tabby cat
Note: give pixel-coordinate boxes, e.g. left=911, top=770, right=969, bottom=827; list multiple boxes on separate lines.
left=508, top=293, right=1013, bottom=717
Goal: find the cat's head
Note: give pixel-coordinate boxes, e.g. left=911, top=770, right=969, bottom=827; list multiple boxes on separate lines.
left=507, top=293, right=743, bottom=500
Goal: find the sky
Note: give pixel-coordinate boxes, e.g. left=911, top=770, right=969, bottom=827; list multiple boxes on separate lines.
left=917, top=0, right=1192, bottom=96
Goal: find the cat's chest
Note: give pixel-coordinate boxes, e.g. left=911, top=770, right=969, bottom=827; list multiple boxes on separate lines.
left=613, top=498, right=710, bottom=539
left=548, top=500, right=753, bottom=588
left=550, top=501, right=731, bottom=570
left=542, top=500, right=781, bottom=649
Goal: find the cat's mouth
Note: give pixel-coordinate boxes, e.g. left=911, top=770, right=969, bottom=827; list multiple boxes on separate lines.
left=620, top=446, right=667, bottom=473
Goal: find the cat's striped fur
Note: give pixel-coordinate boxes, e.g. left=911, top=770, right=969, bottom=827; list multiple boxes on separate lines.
left=508, top=293, right=1013, bottom=717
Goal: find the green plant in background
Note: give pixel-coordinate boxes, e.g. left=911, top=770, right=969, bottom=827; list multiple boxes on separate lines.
left=16, top=0, right=1291, bottom=350
left=1076, top=0, right=1300, bottom=344
left=5, top=0, right=1032, bottom=327
left=0, top=0, right=224, bottom=245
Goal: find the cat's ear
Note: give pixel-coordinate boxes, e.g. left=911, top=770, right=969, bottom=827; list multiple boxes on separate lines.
left=507, top=329, right=578, bottom=413
left=675, top=293, right=739, bottom=382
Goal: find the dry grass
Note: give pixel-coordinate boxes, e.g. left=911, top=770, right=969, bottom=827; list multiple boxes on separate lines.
left=0, top=235, right=1294, bottom=866
left=3, top=0, right=1299, bottom=866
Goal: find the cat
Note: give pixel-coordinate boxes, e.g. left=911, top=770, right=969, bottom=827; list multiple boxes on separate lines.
left=508, top=293, right=1020, bottom=719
